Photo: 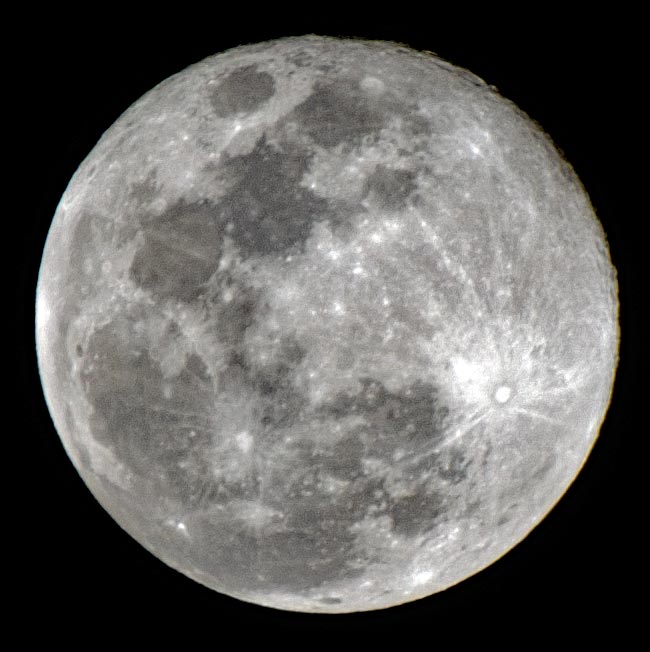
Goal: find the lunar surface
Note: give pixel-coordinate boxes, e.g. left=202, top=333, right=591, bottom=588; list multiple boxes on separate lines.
left=36, top=36, right=619, bottom=612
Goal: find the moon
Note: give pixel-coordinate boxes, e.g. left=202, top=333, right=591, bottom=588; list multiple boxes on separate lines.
left=35, top=35, right=619, bottom=613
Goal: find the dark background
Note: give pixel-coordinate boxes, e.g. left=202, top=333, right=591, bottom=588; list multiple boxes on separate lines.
left=15, top=9, right=641, bottom=642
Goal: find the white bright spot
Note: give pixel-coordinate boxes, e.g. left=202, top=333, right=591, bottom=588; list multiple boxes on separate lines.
left=452, top=357, right=479, bottom=384
left=370, top=232, right=382, bottom=244
left=333, top=301, right=345, bottom=315
left=470, top=143, right=481, bottom=155
left=36, top=291, right=51, bottom=340
left=328, top=250, right=341, bottom=261
left=352, top=265, right=364, bottom=275
left=495, top=386, right=512, bottom=403
left=236, top=431, right=253, bottom=453
left=360, top=76, right=385, bottom=94
left=165, top=518, right=189, bottom=537
left=412, top=570, right=434, bottom=586
left=450, top=356, right=492, bottom=404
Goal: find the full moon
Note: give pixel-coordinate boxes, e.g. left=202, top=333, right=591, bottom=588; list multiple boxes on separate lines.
left=36, top=36, right=619, bottom=613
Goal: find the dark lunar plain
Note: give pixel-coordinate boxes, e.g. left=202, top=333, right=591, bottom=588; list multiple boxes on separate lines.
left=13, top=11, right=643, bottom=642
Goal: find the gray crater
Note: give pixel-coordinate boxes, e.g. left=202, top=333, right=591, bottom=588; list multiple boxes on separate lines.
left=389, top=487, right=446, bottom=537
left=363, top=164, right=419, bottom=210
left=437, top=448, right=471, bottom=485
left=210, top=65, right=276, bottom=117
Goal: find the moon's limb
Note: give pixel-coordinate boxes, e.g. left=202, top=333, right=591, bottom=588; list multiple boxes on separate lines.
left=36, top=35, right=619, bottom=613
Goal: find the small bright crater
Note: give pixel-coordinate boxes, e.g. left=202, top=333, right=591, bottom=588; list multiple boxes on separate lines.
left=494, top=386, right=512, bottom=403
left=412, top=569, right=434, bottom=586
